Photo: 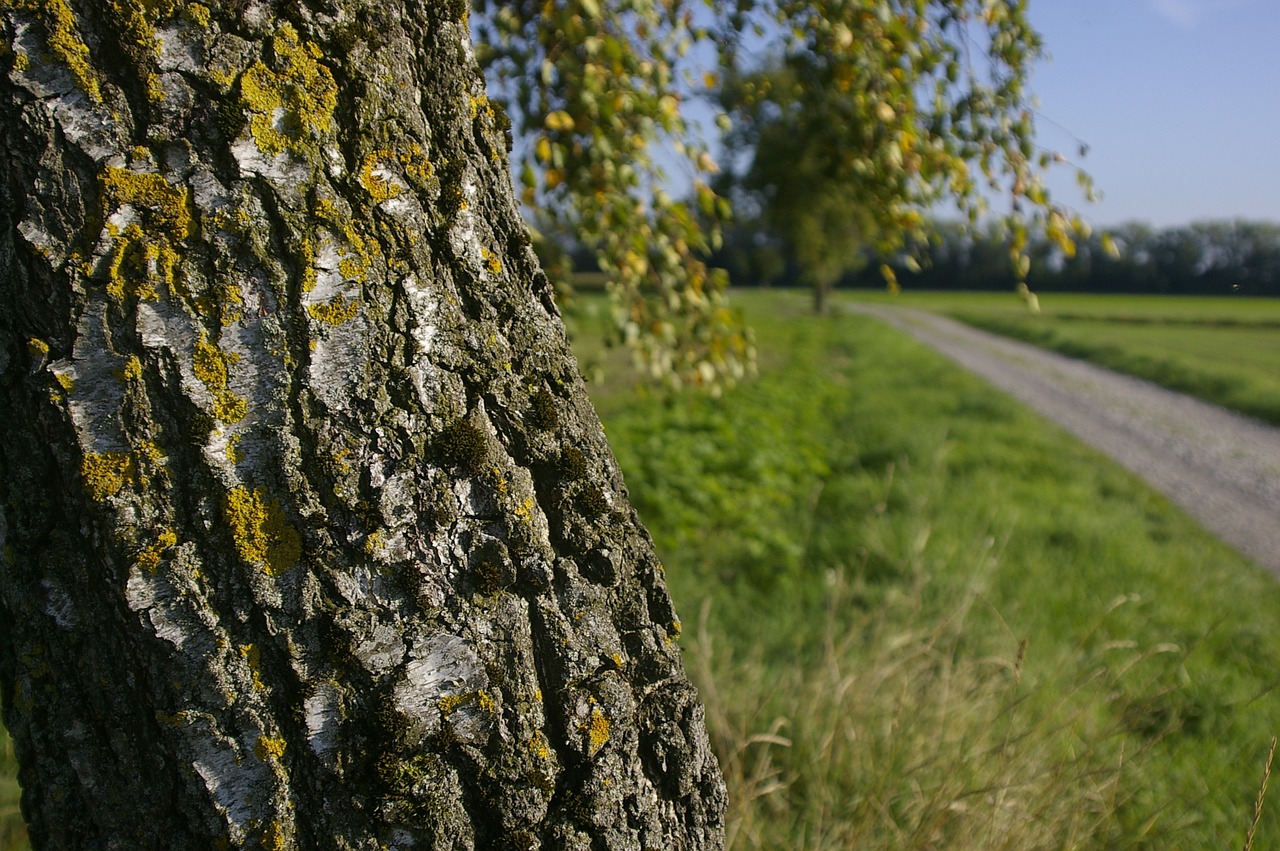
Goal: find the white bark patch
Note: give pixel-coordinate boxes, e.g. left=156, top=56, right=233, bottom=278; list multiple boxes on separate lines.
left=190, top=164, right=232, bottom=215
left=307, top=315, right=369, bottom=412
left=17, top=218, right=67, bottom=266
left=308, top=238, right=348, bottom=303
left=354, top=621, right=407, bottom=675
left=403, top=275, right=444, bottom=410
left=125, top=570, right=194, bottom=650
left=409, top=301, right=437, bottom=357
left=155, top=26, right=202, bottom=73
left=377, top=469, right=417, bottom=530
left=68, top=303, right=128, bottom=451
left=447, top=178, right=486, bottom=273
left=394, top=633, right=488, bottom=742
left=190, top=730, right=272, bottom=841
left=304, top=682, right=341, bottom=759
left=451, top=476, right=485, bottom=517
left=231, top=137, right=307, bottom=188
left=325, top=146, right=345, bottom=179
left=136, top=293, right=196, bottom=352
left=369, top=529, right=412, bottom=564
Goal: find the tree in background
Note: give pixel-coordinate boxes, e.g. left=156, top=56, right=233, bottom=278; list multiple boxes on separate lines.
left=716, top=0, right=1097, bottom=313
left=478, top=0, right=1097, bottom=322
left=0, top=3, right=723, bottom=847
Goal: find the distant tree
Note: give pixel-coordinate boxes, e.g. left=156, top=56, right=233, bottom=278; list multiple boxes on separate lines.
left=714, top=1, right=1096, bottom=312
left=0, top=3, right=724, bottom=847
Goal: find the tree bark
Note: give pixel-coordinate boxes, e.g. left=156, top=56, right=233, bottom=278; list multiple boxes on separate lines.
left=0, top=3, right=725, bottom=848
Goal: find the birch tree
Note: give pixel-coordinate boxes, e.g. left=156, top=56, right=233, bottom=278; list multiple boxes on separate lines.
left=0, top=2, right=724, bottom=847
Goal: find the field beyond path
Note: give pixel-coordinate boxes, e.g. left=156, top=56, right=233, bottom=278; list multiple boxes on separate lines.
left=851, top=303, right=1280, bottom=575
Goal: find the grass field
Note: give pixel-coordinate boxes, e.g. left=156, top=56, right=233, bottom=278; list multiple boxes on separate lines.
left=4, top=289, right=1280, bottom=848
left=581, top=289, right=1280, bottom=848
left=845, top=289, right=1280, bottom=426
left=0, top=731, right=21, bottom=851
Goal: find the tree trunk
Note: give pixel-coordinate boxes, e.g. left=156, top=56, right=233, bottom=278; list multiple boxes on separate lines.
left=0, top=3, right=725, bottom=849
left=812, top=279, right=831, bottom=315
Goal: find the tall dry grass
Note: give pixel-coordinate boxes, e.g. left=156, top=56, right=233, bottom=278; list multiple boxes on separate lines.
left=688, top=570, right=1193, bottom=850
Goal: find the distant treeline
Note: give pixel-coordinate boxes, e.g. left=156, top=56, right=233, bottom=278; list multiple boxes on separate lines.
left=711, top=219, right=1280, bottom=296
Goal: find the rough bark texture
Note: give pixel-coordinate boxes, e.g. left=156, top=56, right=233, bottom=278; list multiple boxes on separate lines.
left=0, top=3, right=725, bottom=848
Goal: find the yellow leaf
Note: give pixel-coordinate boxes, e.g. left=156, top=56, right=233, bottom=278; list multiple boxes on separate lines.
left=545, top=110, right=575, bottom=132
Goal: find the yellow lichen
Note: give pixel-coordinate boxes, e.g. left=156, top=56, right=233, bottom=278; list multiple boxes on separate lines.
left=296, top=234, right=318, bottom=294
left=145, top=71, right=165, bottom=103
left=306, top=295, right=360, bottom=326
left=468, top=92, right=494, bottom=123
left=192, top=337, right=247, bottom=424
left=254, top=735, right=287, bottom=761
left=135, top=528, right=177, bottom=574
left=184, top=2, right=209, bottom=27
left=118, top=355, right=144, bottom=382
left=223, top=486, right=302, bottom=577
left=581, top=706, right=610, bottom=755
left=401, top=143, right=434, bottom=182
left=240, top=644, right=267, bottom=692
left=81, top=451, right=136, bottom=502
left=359, top=152, right=403, bottom=203
left=226, top=433, right=245, bottom=464
left=108, top=0, right=173, bottom=65
left=513, top=497, right=534, bottom=524
left=481, top=248, right=501, bottom=276
left=26, top=337, right=49, bottom=360
left=98, top=167, right=192, bottom=301
left=136, top=439, right=164, bottom=465
left=239, top=23, right=337, bottom=157
left=335, top=226, right=373, bottom=280
left=100, top=167, right=193, bottom=240
left=310, top=197, right=376, bottom=286
left=262, top=820, right=286, bottom=851
left=527, top=731, right=551, bottom=760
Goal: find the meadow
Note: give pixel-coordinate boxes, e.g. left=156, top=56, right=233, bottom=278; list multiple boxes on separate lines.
left=847, top=290, right=1280, bottom=426
left=582, top=289, right=1280, bottom=848
left=4, top=288, right=1280, bottom=848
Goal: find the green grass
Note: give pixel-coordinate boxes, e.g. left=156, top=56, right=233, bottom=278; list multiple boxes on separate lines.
left=845, top=290, right=1280, bottom=425
left=579, top=289, right=1280, bottom=848
left=0, top=727, right=23, bottom=851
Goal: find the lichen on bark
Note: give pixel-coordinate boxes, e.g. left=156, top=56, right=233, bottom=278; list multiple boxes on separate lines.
left=0, top=1, right=724, bottom=848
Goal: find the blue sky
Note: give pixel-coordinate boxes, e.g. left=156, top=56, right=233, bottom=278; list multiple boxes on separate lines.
left=1029, top=0, right=1280, bottom=228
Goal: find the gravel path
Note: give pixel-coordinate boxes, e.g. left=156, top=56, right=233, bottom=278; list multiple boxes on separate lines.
left=850, top=303, right=1280, bottom=576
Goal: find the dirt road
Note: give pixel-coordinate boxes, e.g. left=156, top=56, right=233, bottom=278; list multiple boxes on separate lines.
left=850, top=303, right=1280, bottom=576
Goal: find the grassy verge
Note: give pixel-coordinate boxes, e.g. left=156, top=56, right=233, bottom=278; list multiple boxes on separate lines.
left=845, top=290, right=1280, bottom=426
left=581, top=289, right=1280, bottom=848
left=0, top=728, right=22, bottom=851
